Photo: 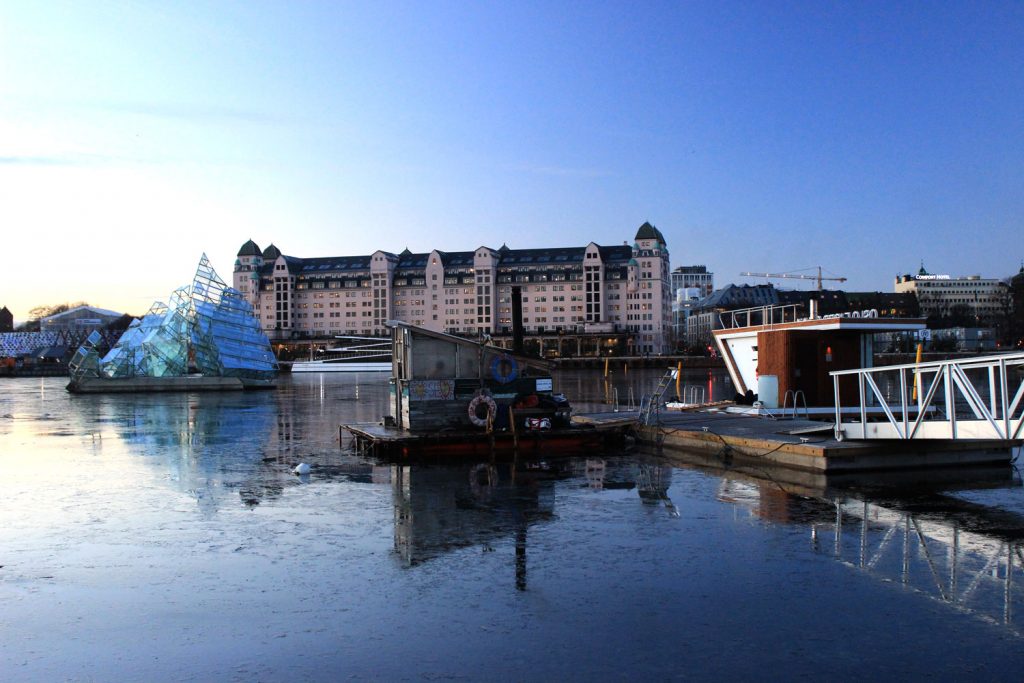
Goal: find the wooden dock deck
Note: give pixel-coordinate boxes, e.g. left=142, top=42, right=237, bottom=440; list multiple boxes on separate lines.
left=633, top=409, right=1020, bottom=472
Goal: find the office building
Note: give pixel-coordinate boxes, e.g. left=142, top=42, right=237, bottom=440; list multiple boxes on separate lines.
left=671, top=265, right=714, bottom=298
left=895, top=265, right=1008, bottom=325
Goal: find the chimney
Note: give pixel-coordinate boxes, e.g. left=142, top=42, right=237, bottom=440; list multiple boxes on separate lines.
left=511, top=286, right=524, bottom=355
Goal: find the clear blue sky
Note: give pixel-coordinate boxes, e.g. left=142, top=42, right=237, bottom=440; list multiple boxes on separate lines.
left=2, top=1, right=1022, bottom=320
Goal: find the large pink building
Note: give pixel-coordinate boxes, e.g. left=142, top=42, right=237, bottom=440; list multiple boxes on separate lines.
left=233, top=222, right=672, bottom=354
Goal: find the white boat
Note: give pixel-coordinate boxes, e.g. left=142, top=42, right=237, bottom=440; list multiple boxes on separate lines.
left=290, top=336, right=391, bottom=373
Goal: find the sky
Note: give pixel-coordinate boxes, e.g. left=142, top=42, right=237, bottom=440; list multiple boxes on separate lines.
left=2, top=1, right=1022, bottom=321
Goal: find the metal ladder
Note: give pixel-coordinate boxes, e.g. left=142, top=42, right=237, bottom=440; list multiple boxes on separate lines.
left=782, top=390, right=808, bottom=419
left=640, top=368, right=677, bottom=425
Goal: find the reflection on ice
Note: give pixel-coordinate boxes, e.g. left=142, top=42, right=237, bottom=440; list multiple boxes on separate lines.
left=703, top=454, right=1024, bottom=633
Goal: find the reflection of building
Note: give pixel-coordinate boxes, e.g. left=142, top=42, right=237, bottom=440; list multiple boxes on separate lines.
left=234, top=222, right=673, bottom=354
left=929, top=327, right=998, bottom=352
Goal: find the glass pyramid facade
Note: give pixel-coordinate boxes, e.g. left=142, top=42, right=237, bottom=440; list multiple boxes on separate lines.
left=69, top=255, right=277, bottom=383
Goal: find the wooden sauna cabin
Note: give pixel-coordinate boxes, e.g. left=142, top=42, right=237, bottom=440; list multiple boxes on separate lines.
left=713, top=313, right=927, bottom=410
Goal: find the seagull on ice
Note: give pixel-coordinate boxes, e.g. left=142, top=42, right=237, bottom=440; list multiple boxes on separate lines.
left=293, top=463, right=311, bottom=475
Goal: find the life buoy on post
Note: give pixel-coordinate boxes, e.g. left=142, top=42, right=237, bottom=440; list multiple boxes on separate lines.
left=490, top=353, right=519, bottom=384
left=468, top=393, right=497, bottom=428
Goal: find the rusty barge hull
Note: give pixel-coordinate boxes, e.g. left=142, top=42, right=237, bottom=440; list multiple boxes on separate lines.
left=343, top=414, right=632, bottom=459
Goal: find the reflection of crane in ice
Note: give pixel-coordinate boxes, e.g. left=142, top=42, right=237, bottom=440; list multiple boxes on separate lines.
left=637, top=464, right=679, bottom=517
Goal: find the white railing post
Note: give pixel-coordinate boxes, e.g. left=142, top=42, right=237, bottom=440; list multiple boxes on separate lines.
left=834, top=373, right=842, bottom=440
left=899, top=368, right=908, bottom=439
left=1000, top=357, right=1010, bottom=438
left=945, top=364, right=956, bottom=440
left=858, top=373, right=867, bottom=436
left=989, top=365, right=998, bottom=418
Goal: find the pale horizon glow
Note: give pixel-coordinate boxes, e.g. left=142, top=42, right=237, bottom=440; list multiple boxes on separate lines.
left=2, top=2, right=1022, bottom=322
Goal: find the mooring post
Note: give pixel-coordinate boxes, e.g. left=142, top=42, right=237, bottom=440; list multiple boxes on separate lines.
left=488, top=404, right=495, bottom=455
left=510, top=405, right=518, bottom=451
left=912, top=343, right=923, bottom=402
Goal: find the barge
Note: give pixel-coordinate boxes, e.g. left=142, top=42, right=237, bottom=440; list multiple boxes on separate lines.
left=341, top=321, right=630, bottom=458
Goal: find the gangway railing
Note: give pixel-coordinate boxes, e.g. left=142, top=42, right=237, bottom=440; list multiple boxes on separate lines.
left=831, top=352, right=1024, bottom=441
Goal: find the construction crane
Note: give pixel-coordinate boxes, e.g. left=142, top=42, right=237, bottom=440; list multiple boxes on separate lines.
left=739, top=267, right=847, bottom=292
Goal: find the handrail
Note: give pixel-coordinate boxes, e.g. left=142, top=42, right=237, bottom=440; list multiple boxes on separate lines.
left=831, top=351, right=1024, bottom=441
left=831, top=351, right=1024, bottom=377
left=719, top=304, right=803, bottom=330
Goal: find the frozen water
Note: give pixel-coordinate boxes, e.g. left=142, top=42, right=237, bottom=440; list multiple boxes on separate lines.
left=2, top=371, right=1024, bottom=681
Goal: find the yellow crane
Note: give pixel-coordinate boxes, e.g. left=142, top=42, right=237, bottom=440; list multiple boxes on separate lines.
left=739, top=267, right=847, bottom=292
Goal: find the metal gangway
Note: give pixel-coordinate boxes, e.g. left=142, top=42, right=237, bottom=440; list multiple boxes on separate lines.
left=831, top=351, right=1024, bottom=441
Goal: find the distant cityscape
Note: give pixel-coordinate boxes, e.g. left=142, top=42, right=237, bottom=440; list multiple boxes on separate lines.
left=2, top=223, right=1023, bottom=363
